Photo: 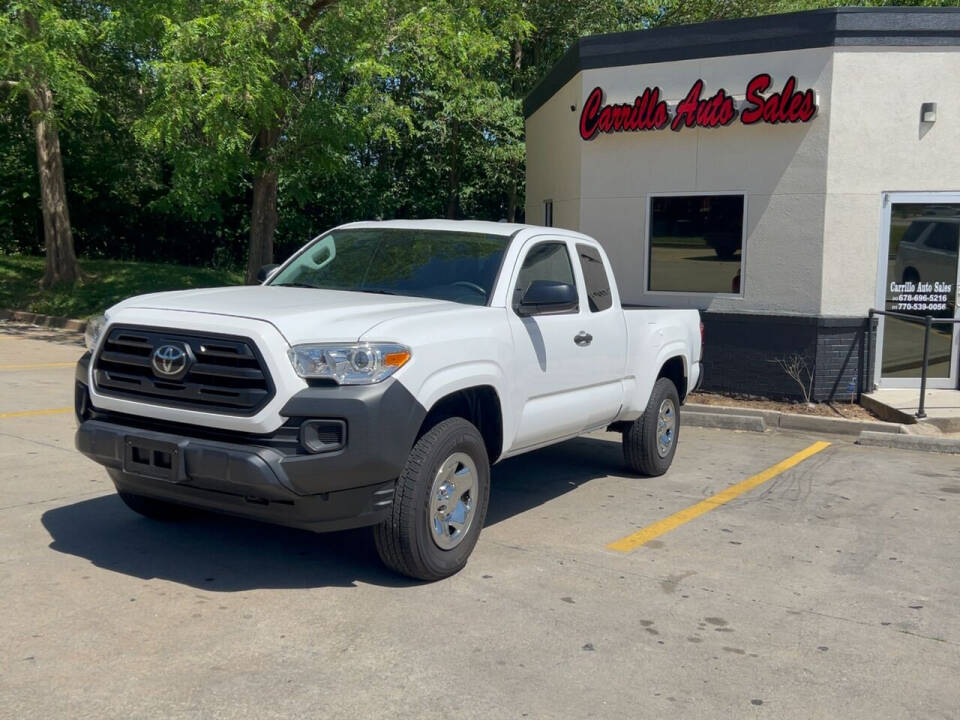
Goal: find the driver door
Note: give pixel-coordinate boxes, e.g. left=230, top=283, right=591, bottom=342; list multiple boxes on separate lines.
left=506, top=238, right=618, bottom=450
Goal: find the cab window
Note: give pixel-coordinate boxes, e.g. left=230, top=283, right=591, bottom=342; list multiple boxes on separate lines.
left=514, top=242, right=578, bottom=310
left=576, top=244, right=613, bottom=312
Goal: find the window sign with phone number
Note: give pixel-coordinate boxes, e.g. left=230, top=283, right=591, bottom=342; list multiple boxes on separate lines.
left=889, top=281, right=954, bottom=313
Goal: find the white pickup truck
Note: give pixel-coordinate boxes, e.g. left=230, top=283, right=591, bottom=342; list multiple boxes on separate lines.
left=75, top=220, right=702, bottom=580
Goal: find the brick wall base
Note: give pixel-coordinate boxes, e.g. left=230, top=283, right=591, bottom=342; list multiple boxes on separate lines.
left=699, top=312, right=877, bottom=402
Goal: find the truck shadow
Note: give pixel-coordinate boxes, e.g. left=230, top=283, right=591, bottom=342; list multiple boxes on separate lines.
left=40, top=434, right=626, bottom=591
left=486, top=434, right=626, bottom=526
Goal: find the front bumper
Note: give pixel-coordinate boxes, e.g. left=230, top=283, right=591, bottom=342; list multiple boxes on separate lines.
left=75, top=355, right=427, bottom=532
left=76, top=419, right=394, bottom=531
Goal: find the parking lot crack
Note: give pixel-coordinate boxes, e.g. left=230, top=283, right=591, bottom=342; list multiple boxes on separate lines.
left=0, top=490, right=105, bottom=512
left=766, top=606, right=958, bottom=648
left=0, top=431, right=76, bottom=455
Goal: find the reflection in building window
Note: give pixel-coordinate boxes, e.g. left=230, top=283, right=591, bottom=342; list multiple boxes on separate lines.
left=884, top=203, right=960, bottom=379
left=648, top=194, right=745, bottom=294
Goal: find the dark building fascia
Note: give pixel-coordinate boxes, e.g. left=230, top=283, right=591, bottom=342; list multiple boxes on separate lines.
left=524, top=7, right=960, bottom=118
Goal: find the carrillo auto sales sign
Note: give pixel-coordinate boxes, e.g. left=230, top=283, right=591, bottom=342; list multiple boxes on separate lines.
left=578, top=73, right=818, bottom=140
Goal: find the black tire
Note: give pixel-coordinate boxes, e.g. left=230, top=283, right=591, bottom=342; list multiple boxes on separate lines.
left=374, top=417, right=490, bottom=581
left=117, top=490, right=193, bottom=521
left=623, top=377, right=681, bottom=476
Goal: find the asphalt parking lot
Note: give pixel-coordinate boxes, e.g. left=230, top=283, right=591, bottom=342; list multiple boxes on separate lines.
left=1, top=322, right=959, bottom=719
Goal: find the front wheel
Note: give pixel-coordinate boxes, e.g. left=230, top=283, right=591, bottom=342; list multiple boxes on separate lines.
left=374, top=417, right=490, bottom=581
left=622, top=377, right=681, bottom=476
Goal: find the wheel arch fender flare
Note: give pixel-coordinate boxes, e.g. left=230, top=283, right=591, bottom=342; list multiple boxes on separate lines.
left=621, top=342, right=689, bottom=419
left=411, top=361, right=510, bottom=460
left=654, top=346, right=689, bottom=396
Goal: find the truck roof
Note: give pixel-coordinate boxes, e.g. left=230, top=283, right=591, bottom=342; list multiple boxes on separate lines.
left=335, top=218, right=595, bottom=243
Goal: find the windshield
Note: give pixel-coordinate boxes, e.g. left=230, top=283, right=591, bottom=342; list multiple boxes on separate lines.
left=269, top=229, right=510, bottom=306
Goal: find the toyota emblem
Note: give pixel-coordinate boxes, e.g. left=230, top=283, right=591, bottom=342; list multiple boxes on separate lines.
left=151, top=344, right=189, bottom=378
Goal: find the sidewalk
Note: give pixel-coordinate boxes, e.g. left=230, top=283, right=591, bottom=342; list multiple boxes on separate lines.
left=862, top=388, right=960, bottom=432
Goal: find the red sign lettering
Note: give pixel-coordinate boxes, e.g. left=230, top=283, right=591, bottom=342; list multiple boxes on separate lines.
left=670, top=79, right=737, bottom=132
left=577, top=74, right=817, bottom=140
left=740, top=73, right=818, bottom=125
left=579, top=86, right=669, bottom=140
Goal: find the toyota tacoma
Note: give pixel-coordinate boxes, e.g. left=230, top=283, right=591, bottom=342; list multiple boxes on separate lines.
left=75, top=220, right=702, bottom=580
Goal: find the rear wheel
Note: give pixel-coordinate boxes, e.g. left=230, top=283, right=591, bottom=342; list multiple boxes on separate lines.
left=623, top=377, right=681, bottom=476
left=374, top=417, right=490, bottom=581
left=117, top=490, right=193, bottom=521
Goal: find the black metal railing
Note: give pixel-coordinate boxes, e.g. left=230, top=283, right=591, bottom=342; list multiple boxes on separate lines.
left=869, top=308, right=960, bottom=419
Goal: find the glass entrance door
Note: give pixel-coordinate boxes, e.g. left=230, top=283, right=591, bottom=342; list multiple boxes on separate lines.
left=878, top=194, right=960, bottom=388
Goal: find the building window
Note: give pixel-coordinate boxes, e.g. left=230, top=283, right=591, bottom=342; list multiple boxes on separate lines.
left=544, top=200, right=553, bottom=227
left=576, top=244, right=613, bottom=312
left=648, top=194, right=745, bottom=294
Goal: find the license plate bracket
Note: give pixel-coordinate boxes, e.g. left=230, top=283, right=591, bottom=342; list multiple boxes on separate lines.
left=123, top=436, right=180, bottom=482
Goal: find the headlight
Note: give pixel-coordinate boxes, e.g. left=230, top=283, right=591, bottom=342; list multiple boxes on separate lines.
left=84, top=314, right=107, bottom=351
left=288, top=343, right=411, bottom=385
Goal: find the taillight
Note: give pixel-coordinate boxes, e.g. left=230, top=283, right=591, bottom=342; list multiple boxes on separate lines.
left=699, top=321, right=705, bottom=361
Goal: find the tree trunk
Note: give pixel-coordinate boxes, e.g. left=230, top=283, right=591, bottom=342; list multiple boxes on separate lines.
left=445, top=119, right=460, bottom=220
left=506, top=39, right=522, bottom=223
left=245, top=168, right=279, bottom=284
left=245, top=128, right=280, bottom=284
left=28, top=86, right=80, bottom=289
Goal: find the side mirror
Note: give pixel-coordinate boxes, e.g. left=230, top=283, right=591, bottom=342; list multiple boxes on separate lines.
left=257, top=264, right=280, bottom=283
left=516, top=280, right=578, bottom=316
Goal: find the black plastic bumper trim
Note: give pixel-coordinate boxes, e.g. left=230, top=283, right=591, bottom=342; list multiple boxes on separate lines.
left=76, top=367, right=426, bottom=530
left=76, top=419, right=396, bottom=532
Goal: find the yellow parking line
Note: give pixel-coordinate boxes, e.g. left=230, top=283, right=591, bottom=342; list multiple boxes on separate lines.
left=0, top=407, right=73, bottom=419
left=0, top=362, right=76, bottom=371
left=607, top=441, right=831, bottom=553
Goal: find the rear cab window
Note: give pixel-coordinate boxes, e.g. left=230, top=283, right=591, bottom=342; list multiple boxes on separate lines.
left=576, top=244, right=613, bottom=312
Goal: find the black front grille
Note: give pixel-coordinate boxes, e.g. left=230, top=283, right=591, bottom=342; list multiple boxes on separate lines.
left=94, top=326, right=274, bottom=415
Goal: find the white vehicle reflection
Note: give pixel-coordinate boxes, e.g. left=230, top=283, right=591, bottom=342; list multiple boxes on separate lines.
left=894, top=217, right=960, bottom=285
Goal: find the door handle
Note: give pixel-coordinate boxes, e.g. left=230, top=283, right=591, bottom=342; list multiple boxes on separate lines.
left=574, top=331, right=593, bottom=346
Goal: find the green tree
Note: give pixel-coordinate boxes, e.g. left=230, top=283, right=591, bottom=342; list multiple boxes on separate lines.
left=370, top=0, right=530, bottom=220
left=1, top=0, right=99, bottom=287
left=136, top=0, right=341, bottom=283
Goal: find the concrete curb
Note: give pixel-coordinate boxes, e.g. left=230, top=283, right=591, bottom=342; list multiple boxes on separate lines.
left=0, top=309, right=87, bottom=333
left=681, top=410, right=766, bottom=433
left=683, top=403, right=906, bottom=436
left=856, top=431, right=960, bottom=454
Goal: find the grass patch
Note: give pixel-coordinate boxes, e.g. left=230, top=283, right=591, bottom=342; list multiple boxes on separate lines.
left=0, top=255, right=242, bottom=319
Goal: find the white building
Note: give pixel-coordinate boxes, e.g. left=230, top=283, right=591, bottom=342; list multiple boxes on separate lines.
left=524, top=7, right=960, bottom=400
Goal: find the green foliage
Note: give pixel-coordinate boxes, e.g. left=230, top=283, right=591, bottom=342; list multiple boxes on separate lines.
left=0, top=0, right=100, bottom=118
left=0, top=254, right=241, bottom=318
left=133, top=0, right=345, bottom=220
left=3, top=0, right=957, bottom=280
left=0, top=103, right=38, bottom=252
left=319, top=0, right=531, bottom=220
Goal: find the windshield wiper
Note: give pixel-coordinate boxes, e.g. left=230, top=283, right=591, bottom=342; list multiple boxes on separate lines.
left=356, top=288, right=402, bottom=296
left=272, top=282, right=320, bottom=289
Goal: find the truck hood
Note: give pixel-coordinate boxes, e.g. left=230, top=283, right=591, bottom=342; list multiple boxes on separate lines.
left=110, top=285, right=455, bottom=345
